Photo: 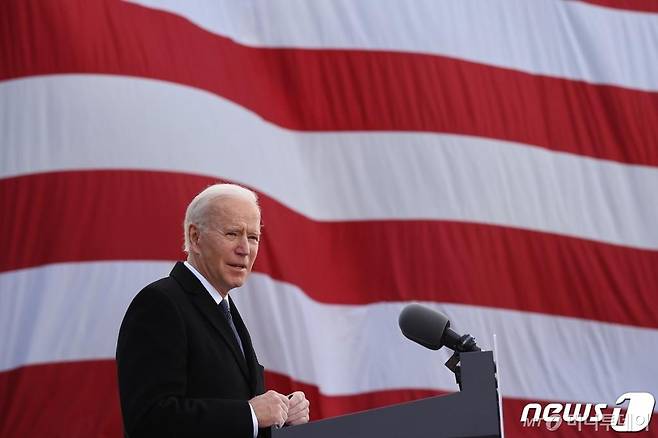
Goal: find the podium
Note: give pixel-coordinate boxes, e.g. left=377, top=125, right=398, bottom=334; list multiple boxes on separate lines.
left=274, top=351, right=501, bottom=438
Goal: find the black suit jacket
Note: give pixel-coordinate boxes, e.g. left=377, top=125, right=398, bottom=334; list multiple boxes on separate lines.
left=116, top=262, right=269, bottom=438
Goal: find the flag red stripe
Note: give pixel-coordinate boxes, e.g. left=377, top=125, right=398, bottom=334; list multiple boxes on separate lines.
left=2, top=0, right=657, bottom=166
left=2, top=170, right=657, bottom=328
left=1, top=361, right=655, bottom=438
left=576, top=0, right=658, bottom=13
left=0, top=361, right=122, bottom=438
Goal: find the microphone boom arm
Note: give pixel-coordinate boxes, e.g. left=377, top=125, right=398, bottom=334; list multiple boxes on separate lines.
left=444, top=333, right=480, bottom=388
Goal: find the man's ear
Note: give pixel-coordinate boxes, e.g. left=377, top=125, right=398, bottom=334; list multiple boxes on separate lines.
left=188, top=224, right=201, bottom=253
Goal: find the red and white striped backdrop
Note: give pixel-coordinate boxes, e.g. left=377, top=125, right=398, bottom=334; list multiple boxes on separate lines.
left=1, top=1, right=657, bottom=437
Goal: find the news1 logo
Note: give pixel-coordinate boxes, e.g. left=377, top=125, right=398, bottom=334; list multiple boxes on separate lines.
left=520, top=392, right=656, bottom=432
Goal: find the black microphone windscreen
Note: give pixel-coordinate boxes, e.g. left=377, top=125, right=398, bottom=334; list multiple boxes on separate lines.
left=398, top=304, right=450, bottom=350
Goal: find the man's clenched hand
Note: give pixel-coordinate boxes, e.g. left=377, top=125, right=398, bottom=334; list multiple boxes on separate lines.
left=285, top=391, right=310, bottom=426
left=249, top=390, right=290, bottom=428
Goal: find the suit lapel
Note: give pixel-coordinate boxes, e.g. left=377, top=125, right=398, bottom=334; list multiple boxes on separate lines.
left=170, top=263, right=250, bottom=383
left=229, top=296, right=261, bottom=396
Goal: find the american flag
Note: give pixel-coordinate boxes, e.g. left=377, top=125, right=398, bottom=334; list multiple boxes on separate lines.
left=1, top=0, right=657, bottom=436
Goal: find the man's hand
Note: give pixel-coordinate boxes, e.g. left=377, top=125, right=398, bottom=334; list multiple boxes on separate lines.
left=249, top=390, right=290, bottom=428
left=285, top=391, right=310, bottom=426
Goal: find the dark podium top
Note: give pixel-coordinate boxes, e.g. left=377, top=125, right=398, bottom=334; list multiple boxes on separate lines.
left=274, top=351, right=501, bottom=438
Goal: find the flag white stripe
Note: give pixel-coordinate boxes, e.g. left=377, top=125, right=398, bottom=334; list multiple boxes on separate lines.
left=2, top=75, right=658, bottom=250
left=126, top=0, right=658, bottom=92
left=1, top=261, right=656, bottom=408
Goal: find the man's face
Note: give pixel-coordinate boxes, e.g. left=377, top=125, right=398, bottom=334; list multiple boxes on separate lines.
left=190, top=196, right=261, bottom=295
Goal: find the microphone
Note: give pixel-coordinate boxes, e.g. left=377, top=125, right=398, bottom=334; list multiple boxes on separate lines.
left=398, top=304, right=480, bottom=352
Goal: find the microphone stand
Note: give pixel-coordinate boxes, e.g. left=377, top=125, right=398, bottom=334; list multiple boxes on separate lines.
left=444, top=333, right=480, bottom=389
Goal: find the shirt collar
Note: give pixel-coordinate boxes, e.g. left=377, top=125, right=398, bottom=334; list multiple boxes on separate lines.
left=183, top=261, right=228, bottom=308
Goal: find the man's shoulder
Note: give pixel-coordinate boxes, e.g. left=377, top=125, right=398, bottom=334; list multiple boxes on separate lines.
left=126, top=269, right=190, bottom=313
left=144, top=274, right=181, bottom=294
left=116, top=270, right=190, bottom=362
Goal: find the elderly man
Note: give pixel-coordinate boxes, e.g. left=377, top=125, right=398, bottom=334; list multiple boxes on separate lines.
left=116, top=183, right=309, bottom=437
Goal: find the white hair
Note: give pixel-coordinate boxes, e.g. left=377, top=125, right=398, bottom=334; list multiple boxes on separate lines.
left=183, top=183, right=260, bottom=253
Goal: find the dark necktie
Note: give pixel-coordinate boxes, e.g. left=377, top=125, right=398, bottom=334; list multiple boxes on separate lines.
left=219, top=299, right=245, bottom=357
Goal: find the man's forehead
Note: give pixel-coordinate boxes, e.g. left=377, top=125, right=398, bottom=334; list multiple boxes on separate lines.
left=206, top=197, right=261, bottom=226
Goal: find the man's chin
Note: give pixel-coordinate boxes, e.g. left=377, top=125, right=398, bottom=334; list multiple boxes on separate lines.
left=222, top=269, right=250, bottom=288
left=229, top=277, right=247, bottom=289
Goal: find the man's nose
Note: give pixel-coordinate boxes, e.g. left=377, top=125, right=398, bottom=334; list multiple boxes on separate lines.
left=235, top=235, right=249, bottom=255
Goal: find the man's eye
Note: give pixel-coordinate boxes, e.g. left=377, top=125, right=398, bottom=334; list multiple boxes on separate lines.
left=225, top=232, right=237, bottom=237
left=249, top=235, right=260, bottom=243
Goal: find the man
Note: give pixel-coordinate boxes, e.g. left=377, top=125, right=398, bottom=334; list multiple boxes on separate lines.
left=116, top=183, right=309, bottom=437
